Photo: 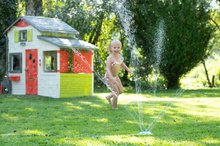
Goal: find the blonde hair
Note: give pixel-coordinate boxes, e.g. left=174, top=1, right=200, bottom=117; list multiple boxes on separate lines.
left=108, top=40, right=122, bottom=53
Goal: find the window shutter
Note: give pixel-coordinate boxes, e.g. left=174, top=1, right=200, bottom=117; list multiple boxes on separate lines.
left=27, top=29, right=33, bottom=42
left=14, top=31, right=19, bottom=43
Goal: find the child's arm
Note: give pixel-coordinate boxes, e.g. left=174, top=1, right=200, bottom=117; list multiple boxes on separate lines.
left=120, top=55, right=132, bottom=74
left=122, top=62, right=132, bottom=74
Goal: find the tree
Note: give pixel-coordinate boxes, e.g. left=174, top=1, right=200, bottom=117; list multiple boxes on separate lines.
left=161, top=0, right=214, bottom=88
left=0, top=0, right=17, bottom=81
left=128, top=0, right=214, bottom=88
left=25, top=0, right=42, bottom=16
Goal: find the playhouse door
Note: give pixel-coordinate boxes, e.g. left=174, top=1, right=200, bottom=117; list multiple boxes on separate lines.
left=25, top=49, right=38, bottom=95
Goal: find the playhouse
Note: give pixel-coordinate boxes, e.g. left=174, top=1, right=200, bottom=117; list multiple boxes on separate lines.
left=4, top=16, right=97, bottom=98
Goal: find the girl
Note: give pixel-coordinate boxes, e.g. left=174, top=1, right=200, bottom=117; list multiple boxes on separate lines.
left=104, top=40, right=132, bottom=109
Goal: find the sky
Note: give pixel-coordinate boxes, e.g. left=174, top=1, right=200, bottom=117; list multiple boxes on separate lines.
left=210, top=0, right=220, bottom=9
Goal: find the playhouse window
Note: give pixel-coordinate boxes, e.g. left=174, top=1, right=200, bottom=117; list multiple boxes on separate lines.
left=19, top=30, right=27, bottom=41
left=44, top=51, right=57, bottom=72
left=9, top=53, right=22, bottom=73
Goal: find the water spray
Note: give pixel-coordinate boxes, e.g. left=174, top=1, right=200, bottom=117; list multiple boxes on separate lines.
left=115, top=1, right=168, bottom=136
left=153, top=19, right=165, bottom=95
left=115, top=0, right=150, bottom=135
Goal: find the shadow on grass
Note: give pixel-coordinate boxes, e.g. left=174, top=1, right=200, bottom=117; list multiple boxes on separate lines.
left=0, top=94, right=219, bottom=145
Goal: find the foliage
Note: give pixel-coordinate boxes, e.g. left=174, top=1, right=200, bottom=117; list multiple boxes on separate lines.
left=40, top=0, right=219, bottom=89
left=17, top=0, right=43, bottom=16
left=43, top=0, right=114, bottom=41
left=1, top=0, right=219, bottom=90
left=25, top=0, right=42, bottom=16
left=126, top=0, right=159, bottom=86
left=127, top=0, right=215, bottom=89
left=180, top=6, right=220, bottom=88
left=209, top=8, right=220, bottom=54
left=0, top=0, right=17, bottom=81
left=161, top=0, right=214, bottom=88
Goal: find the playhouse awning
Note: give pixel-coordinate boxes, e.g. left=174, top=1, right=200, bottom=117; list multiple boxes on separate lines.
left=38, top=36, right=98, bottom=50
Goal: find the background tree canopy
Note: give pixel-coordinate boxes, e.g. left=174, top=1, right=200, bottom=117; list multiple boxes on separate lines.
left=128, top=0, right=215, bottom=88
left=0, top=0, right=219, bottom=89
left=0, top=0, right=17, bottom=80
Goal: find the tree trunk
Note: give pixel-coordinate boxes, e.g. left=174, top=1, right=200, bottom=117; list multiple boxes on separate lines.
left=88, top=12, right=104, bottom=44
left=25, top=0, right=42, bottom=16
left=91, top=13, right=104, bottom=44
left=167, top=76, right=180, bottom=89
left=202, top=59, right=213, bottom=87
left=211, top=75, right=215, bottom=87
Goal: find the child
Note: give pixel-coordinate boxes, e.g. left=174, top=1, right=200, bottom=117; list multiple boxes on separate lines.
left=104, top=40, right=132, bottom=109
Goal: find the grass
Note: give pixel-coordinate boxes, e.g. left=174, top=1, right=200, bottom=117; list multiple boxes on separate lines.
left=0, top=89, right=220, bottom=145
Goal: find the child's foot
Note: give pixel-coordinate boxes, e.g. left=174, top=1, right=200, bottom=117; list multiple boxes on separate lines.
left=105, top=96, right=112, bottom=105
left=112, top=107, right=118, bottom=110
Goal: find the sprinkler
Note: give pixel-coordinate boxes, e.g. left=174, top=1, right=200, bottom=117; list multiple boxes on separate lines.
left=138, top=130, right=152, bottom=135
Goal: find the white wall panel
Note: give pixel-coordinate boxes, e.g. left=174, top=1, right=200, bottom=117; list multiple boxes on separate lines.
left=8, top=25, right=61, bottom=97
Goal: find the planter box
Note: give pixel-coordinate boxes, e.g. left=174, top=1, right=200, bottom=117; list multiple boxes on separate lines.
left=9, top=76, right=20, bottom=81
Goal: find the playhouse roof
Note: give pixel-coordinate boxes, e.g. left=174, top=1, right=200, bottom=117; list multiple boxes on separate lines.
left=5, top=16, right=79, bottom=35
left=38, top=36, right=98, bottom=50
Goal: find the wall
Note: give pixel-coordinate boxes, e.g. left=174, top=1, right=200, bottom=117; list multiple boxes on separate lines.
left=7, top=23, right=60, bottom=98
left=60, top=73, right=92, bottom=97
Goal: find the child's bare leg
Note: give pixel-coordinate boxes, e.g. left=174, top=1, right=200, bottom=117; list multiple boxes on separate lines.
left=106, top=89, right=118, bottom=107
left=105, top=93, right=113, bottom=105
left=105, top=77, right=120, bottom=109
left=112, top=95, right=118, bottom=109
left=106, top=93, right=113, bottom=99
left=105, top=78, right=114, bottom=100
left=115, top=77, right=124, bottom=94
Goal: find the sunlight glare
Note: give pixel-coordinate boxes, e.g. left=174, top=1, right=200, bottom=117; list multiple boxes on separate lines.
left=24, top=107, right=35, bottom=111
left=1, top=113, right=19, bottom=121
left=23, top=130, right=46, bottom=136
left=210, top=0, right=220, bottom=9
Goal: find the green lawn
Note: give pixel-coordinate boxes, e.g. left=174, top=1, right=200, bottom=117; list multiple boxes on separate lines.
left=0, top=89, right=220, bottom=145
